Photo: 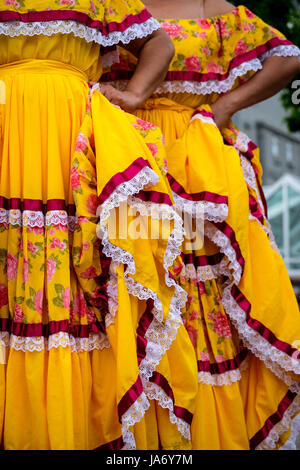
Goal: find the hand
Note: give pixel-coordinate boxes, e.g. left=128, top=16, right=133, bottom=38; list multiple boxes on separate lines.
left=100, top=84, right=143, bottom=113
left=210, top=97, right=235, bottom=130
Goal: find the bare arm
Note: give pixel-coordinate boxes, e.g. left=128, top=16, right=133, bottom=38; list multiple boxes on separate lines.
left=101, top=28, right=174, bottom=112
left=211, top=55, right=300, bottom=129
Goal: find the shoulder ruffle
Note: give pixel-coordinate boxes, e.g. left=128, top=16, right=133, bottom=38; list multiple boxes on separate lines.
left=0, top=0, right=160, bottom=46
left=101, top=5, right=300, bottom=95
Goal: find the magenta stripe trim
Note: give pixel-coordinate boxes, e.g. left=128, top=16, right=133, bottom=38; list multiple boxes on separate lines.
left=213, top=221, right=245, bottom=272
left=167, top=173, right=228, bottom=204
left=249, top=195, right=264, bottom=225
left=117, top=376, right=144, bottom=420
left=136, top=303, right=193, bottom=426
left=231, top=284, right=299, bottom=357
left=249, top=390, right=297, bottom=449
left=183, top=252, right=224, bottom=267
left=195, top=109, right=214, bottom=119
left=0, top=196, right=76, bottom=214
left=102, top=37, right=293, bottom=82
left=149, top=371, right=193, bottom=425
left=98, top=157, right=152, bottom=205
left=0, top=8, right=151, bottom=34
left=197, top=348, right=248, bottom=375
left=0, top=318, right=105, bottom=337
left=95, top=436, right=124, bottom=451
left=134, top=190, right=173, bottom=206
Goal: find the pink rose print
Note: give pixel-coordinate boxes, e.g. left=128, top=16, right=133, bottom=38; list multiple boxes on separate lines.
left=217, top=19, right=233, bottom=38
left=7, top=253, right=18, bottom=281
left=207, top=62, right=223, bottom=74
left=134, top=119, right=156, bottom=131
left=189, top=310, right=200, bottom=321
left=50, top=237, right=67, bottom=250
left=70, top=166, right=81, bottom=190
left=209, top=311, right=232, bottom=339
left=184, top=55, right=202, bottom=72
left=234, top=39, right=249, bottom=56
left=14, top=304, right=24, bottom=322
left=5, top=0, right=20, bottom=7
left=146, top=143, right=158, bottom=157
left=161, top=21, right=183, bottom=38
left=200, top=352, right=210, bottom=361
left=195, top=31, right=207, bottom=39
left=215, top=355, right=226, bottom=363
left=82, top=241, right=90, bottom=251
left=80, top=266, right=98, bottom=279
left=48, top=228, right=56, bottom=236
left=196, top=19, right=211, bottom=29
left=59, top=0, right=75, bottom=6
left=0, top=284, right=8, bottom=309
left=47, top=258, right=57, bottom=282
left=73, top=290, right=86, bottom=318
left=245, top=8, right=256, bottom=20
left=63, top=286, right=71, bottom=312
left=75, top=133, right=88, bottom=153
left=107, top=5, right=113, bottom=15
left=173, top=263, right=184, bottom=276
left=198, top=281, right=206, bottom=296
left=186, top=325, right=198, bottom=348
left=87, top=306, right=97, bottom=323
left=22, top=258, right=29, bottom=284
left=202, top=45, right=211, bottom=57
left=35, top=289, right=44, bottom=315
left=89, top=1, right=96, bottom=14
left=27, top=241, right=38, bottom=254
left=242, top=22, right=255, bottom=32
left=163, top=158, right=168, bottom=172
left=87, top=193, right=98, bottom=216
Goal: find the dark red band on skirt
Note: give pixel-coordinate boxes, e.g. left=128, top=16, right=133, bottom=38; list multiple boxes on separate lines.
left=98, top=157, right=152, bottom=205
left=249, top=195, right=265, bottom=225
left=213, top=221, right=245, bottom=273
left=249, top=390, right=297, bottom=449
left=197, top=348, right=248, bottom=374
left=167, top=174, right=228, bottom=205
left=0, top=318, right=105, bottom=337
left=194, top=109, right=214, bottom=119
left=0, top=196, right=76, bottom=214
left=101, top=37, right=293, bottom=83
left=117, top=376, right=144, bottom=420
left=231, top=284, right=299, bottom=357
left=0, top=8, right=152, bottom=34
left=134, top=190, right=173, bottom=206
left=183, top=252, right=224, bottom=268
left=94, top=436, right=124, bottom=450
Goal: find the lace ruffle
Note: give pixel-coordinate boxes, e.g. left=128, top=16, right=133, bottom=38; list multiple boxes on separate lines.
left=95, top=165, right=188, bottom=447
left=257, top=394, right=300, bottom=450
left=0, top=208, right=77, bottom=231
left=121, top=392, right=150, bottom=450
left=0, top=18, right=160, bottom=47
left=172, top=193, right=228, bottom=224
left=144, top=381, right=191, bottom=440
left=0, top=330, right=110, bottom=353
left=261, top=45, right=300, bottom=62
left=184, top=261, right=231, bottom=283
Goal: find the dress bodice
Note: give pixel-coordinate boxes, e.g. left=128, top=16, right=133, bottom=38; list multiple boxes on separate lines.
left=0, top=0, right=159, bottom=81
left=101, top=5, right=300, bottom=108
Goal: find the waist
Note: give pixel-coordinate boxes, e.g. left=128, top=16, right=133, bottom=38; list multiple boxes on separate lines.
left=138, top=97, right=193, bottom=113
left=0, top=59, right=88, bottom=82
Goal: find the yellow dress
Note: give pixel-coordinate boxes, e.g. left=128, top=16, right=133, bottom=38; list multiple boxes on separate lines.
left=0, top=0, right=199, bottom=450
left=101, top=5, right=300, bottom=449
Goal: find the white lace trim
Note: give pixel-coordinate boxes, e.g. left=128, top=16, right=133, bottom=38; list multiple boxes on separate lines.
left=95, top=165, right=189, bottom=446
left=184, top=261, right=231, bottom=282
left=172, top=193, right=228, bottom=224
left=0, top=208, right=78, bottom=231
left=260, top=45, right=300, bottom=62
left=104, top=59, right=262, bottom=95
left=279, top=408, right=300, bottom=450
left=221, top=282, right=300, bottom=387
left=198, top=354, right=250, bottom=386
left=0, top=18, right=160, bottom=47
left=0, top=330, right=110, bottom=352
left=257, top=394, right=300, bottom=450
left=121, top=392, right=150, bottom=450
left=190, top=113, right=217, bottom=127
left=144, top=381, right=190, bottom=440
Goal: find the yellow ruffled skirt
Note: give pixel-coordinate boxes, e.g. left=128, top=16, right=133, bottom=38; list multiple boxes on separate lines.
left=0, top=60, right=199, bottom=450
left=135, top=97, right=300, bottom=450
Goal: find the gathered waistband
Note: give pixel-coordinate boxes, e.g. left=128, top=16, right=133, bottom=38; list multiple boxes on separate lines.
left=0, top=59, right=88, bottom=82
left=138, top=97, right=193, bottom=113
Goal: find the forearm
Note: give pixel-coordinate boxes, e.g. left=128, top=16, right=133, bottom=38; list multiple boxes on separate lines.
left=217, top=56, right=300, bottom=115
left=122, top=29, right=174, bottom=103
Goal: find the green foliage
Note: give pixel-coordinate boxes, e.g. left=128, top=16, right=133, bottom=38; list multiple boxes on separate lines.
left=232, top=0, right=300, bottom=132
